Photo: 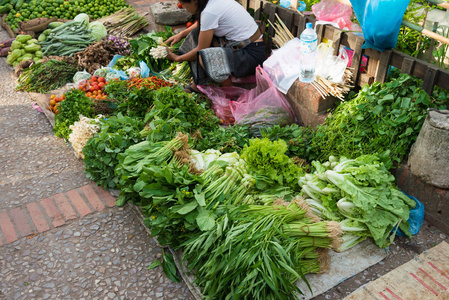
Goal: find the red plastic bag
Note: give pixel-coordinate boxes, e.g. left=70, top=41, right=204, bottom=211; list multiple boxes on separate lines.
left=230, top=66, right=296, bottom=135
left=312, top=0, right=353, bottom=30
left=196, top=85, right=247, bottom=125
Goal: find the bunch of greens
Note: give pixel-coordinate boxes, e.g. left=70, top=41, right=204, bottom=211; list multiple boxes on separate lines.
left=114, top=133, right=190, bottom=207
left=310, top=73, right=447, bottom=168
left=298, top=155, right=416, bottom=249
left=113, top=55, right=138, bottom=71
left=130, top=27, right=183, bottom=72
left=54, top=89, right=94, bottom=139
left=241, top=138, right=304, bottom=190
left=140, top=86, right=221, bottom=142
left=104, top=80, right=155, bottom=118
left=182, top=203, right=341, bottom=299
left=16, top=59, right=80, bottom=93
left=259, top=124, right=315, bottom=160
left=195, top=124, right=252, bottom=154
left=82, top=114, right=145, bottom=189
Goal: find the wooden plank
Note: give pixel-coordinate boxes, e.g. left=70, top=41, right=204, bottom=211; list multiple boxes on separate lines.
left=350, top=38, right=365, bottom=86
left=401, top=57, right=416, bottom=75
left=316, top=23, right=325, bottom=44
left=266, top=3, right=278, bottom=52
left=346, top=242, right=449, bottom=300
left=422, top=66, right=440, bottom=96
left=254, top=0, right=263, bottom=20
left=375, top=50, right=393, bottom=83
left=332, top=29, right=343, bottom=56
left=284, top=9, right=295, bottom=32
left=296, top=14, right=307, bottom=37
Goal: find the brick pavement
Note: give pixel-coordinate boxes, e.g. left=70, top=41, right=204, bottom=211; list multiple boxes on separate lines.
left=0, top=184, right=116, bottom=245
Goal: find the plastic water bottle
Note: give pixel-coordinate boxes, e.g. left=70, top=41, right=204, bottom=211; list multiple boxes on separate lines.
left=299, top=23, right=317, bottom=83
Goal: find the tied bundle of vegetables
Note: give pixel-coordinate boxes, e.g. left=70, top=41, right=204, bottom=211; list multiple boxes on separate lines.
left=114, top=133, right=190, bottom=206
left=159, top=61, right=192, bottom=84
left=16, top=59, right=80, bottom=93
left=298, top=154, right=416, bottom=250
left=96, top=7, right=149, bottom=38
left=39, top=20, right=96, bottom=57
left=181, top=202, right=341, bottom=299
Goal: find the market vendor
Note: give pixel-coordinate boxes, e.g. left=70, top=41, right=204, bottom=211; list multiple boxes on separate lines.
left=165, top=0, right=265, bottom=93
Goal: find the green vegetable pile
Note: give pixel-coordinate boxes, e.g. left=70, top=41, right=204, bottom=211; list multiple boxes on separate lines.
left=82, top=114, right=145, bottom=189
left=310, top=72, right=447, bottom=168
left=4, top=0, right=129, bottom=32
left=130, top=27, right=182, bottom=72
left=54, top=89, right=93, bottom=138
left=299, top=154, right=416, bottom=249
left=6, top=34, right=42, bottom=66
left=16, top=58, right=80, bottom=93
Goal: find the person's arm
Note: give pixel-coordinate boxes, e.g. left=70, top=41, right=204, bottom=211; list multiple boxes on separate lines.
left=166, top=29, right=214, bottom=62
left=165, top=22, right=198, bottom=45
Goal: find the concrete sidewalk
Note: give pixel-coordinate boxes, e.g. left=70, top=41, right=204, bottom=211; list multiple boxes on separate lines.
left=0, top=25, right=193, bottom=299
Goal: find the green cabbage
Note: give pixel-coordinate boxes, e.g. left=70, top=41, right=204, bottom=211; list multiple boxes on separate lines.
left=73, top=13, right=90, bottom=26
left=88, top=21, right=107, bottom=41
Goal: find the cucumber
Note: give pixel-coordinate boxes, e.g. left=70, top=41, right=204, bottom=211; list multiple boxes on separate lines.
left=43, top=29, right=51, bottom=36
left=38, top=33, right=47, bottom=42
left=48, top=22, right=65, bottom=29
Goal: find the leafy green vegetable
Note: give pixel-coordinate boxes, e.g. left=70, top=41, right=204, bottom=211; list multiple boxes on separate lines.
left=54, top=89, right=94, bottom=139
left=309, top=73, right=447, bottom=168
left=241, top=138, right=304, bottom=190
left=82, top=114, right=145, bottom=189
left=299, top=155, right=416, bottom=248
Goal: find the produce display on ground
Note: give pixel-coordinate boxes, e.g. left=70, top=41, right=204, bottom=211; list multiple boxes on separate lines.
left=1, top=1, right=447, bottom=298
left=3, top=0, right=129, bottom=32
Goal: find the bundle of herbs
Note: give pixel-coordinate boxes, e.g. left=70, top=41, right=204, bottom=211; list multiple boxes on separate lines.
left=309, top=72, right=448, bottom=168
left=82, top=114, right=145, bottom=189
left=130, top=27, right=183, bottom=72
left=298, top=154, right=416, bottom=250
left=53, top=89, right=94, bottom=139
left=16, top=59, right=80, bottom=93
left=181, top=202, right=341, bottom=299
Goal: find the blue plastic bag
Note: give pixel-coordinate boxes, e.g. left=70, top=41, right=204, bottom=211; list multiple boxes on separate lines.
left=396, top=193, right=425, bottom=236
left=108, top=54, right=122, bottom=69
left=139, top=61, right=151, bottom=78
left=350, top=0, right=411, bottom=51
left=280, top=0, right=306, bottom=12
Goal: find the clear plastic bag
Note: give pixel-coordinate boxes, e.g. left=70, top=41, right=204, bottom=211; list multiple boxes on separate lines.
left=73, top=70, right=91, bottom=82
left=315, top=41, right=348, bottom=84
left=263, top=38, right=302, bottom=94
left=127, top=67, right=141, bottom=79
left=94, top=67, right=112, bottom=78
left=312, top=0, right=354, bottom=30
left=230, top=66, right=296, bottom=135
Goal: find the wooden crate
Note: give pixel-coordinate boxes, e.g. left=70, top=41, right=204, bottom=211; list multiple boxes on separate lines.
left=240, top=0, right=449, bottom=107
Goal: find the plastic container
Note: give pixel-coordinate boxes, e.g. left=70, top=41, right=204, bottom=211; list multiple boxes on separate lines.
left=279, top=0, right=306, bottom=12
left=299, top=23, right=318, bottom=83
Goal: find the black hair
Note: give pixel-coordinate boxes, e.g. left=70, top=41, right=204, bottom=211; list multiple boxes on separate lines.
left=180, top=0, right=209, bottom=27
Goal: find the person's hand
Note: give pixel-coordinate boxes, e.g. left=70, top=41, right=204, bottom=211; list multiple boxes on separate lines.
left=166, top=47, right=181, bottom=62
left=165, top=33, right=183, bottom=46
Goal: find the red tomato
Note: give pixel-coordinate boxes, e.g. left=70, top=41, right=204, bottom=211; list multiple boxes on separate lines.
left=186, top=21, right=193, bottom=28
left=98, top=76, right=105, bottom=83
left=88, top=86, right=95, bottom=92
left=98, top=82, right=105, bottom=88
left=91, top=76, right=98, bottom=82
left=177, top=2, right=183, bottom=8
left=93, top=85, right=101, bottom=91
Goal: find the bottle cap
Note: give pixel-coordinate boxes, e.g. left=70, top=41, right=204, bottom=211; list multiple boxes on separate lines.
left=306, top=23, right=313, bottom=29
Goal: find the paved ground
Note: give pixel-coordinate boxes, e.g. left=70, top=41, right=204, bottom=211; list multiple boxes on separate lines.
left=0, top=26, right=193, bottom=299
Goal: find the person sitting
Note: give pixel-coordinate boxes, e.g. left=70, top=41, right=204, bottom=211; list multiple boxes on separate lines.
left=165, top=0, right=266, bottom=93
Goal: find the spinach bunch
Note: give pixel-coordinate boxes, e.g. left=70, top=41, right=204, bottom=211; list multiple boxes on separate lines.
left=54, top=89, right=94, bottom=139
left=141, top=86, right=221, bottom=142
left=82, top=114, right=145, bottom=189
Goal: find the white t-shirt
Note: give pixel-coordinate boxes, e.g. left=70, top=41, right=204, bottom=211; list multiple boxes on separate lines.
left=200, top=0, right=258, bottom=42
